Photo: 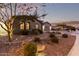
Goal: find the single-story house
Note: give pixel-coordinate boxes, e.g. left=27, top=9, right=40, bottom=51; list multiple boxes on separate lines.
left=12, top=15, right=52, bottom=34
left=12, top=15, right=43, bottom=34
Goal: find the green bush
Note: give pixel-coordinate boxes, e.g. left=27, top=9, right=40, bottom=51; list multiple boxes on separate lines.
left=49, top=33, right=59, bottom=43
left=24, top=42, right=37, bottom=56
left=62, top=34, right=68, bottom=38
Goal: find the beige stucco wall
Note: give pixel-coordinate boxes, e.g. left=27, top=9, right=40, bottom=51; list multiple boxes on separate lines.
left=43, top=23, right=51, bottom=32
left=13, top=17, right=42, bottom=34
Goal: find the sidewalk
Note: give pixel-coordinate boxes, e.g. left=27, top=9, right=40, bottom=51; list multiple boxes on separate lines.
left=68, top=31, right=79, bottom=56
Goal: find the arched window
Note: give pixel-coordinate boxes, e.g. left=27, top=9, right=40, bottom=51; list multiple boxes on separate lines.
left=35, top=24, right=39, bottom=29
left=20, top=22, right=24, bottom=30
left=42, top=25, right=45, bottom=31
left=26, top=22, right=30, bottom=30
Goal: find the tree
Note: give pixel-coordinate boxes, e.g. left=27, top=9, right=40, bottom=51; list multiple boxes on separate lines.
left=0, top=3, right=14, bottom=42
left=0, top=3, right=47, bottom=42
left=0, top=3, right=35, bottom=42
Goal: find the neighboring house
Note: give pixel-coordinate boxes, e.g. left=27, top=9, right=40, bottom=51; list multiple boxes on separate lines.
left=12, top=15, right=43, bottom=34
left=42, top=22, right=52, bottom=32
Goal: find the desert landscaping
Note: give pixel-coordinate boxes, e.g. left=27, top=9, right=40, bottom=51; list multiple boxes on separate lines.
left=0, top=3, right=77, bottom=56
left=0, top=31, right=76, bottom=56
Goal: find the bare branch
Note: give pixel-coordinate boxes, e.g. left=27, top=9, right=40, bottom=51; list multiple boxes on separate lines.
left=0, top=12, right=5, bottom=20
left=14, top=3, right=17, bottom=15
left=0, top=9, right=9, bottom=19
left=0, top=23, right=8, bottom=32
left=5, top=6, right=10, bottom=18
left=10, top=3, right=12, bottom=17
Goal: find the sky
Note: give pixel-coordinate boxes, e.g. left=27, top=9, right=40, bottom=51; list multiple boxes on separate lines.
left=1, top=3, right=79, bottom=23
left=40, top=3, right=79, bottom=23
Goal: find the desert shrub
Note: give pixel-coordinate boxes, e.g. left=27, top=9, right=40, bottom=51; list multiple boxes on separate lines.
left=24, top=42, right=37, bottom=56
left=49, top=33, right=56, bottom=38
left=50, top=37, right=59, bottom=43
left=55, top=32, right=61, bottom=34
left=49, top=33, right=59, bottom=43
left=78, top=29, right=79, bottom=30
left=71, top=28, right=76, bottom=31
left=62, top=34, right=68, bottom=38
left=20, top=30, right=30, bottom=35
left=33, top=37, right=41, bottom=44
left=37, top=29, right=43, bottom=34
left=18, top=29, right=43, bottom=35
left=31, top=29, right=39, bottom=35
left=31, top=29, right=43, bottom=35
left=51, top=32, right=56, bottom=34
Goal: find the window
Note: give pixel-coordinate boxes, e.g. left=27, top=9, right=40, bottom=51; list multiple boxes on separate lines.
left=42, top=25, right=45, bottom=31
left=20, top=22, right=24, bottom=30
left=26, top=22, right=30, bottom=30
left=35, top=24, right=39, bottom=29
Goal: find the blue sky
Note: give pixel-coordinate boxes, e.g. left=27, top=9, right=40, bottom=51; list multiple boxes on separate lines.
left=39, top=3, right=79, bottom=23
left=1, top=3, right=79, bottom=23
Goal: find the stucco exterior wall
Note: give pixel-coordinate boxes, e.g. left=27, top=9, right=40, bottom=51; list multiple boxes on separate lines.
left=13, top=16, right=42, bottom=34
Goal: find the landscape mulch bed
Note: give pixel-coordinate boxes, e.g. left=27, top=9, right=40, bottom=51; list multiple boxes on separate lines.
left=44, top=35, right=76, bottom=56
left=0, top=34, right=76, bottom=56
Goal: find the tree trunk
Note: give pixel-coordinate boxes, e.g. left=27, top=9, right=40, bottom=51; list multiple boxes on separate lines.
left=24, top=22, right=26, bottom=30
left=8, top=31, right=13, bottom=42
